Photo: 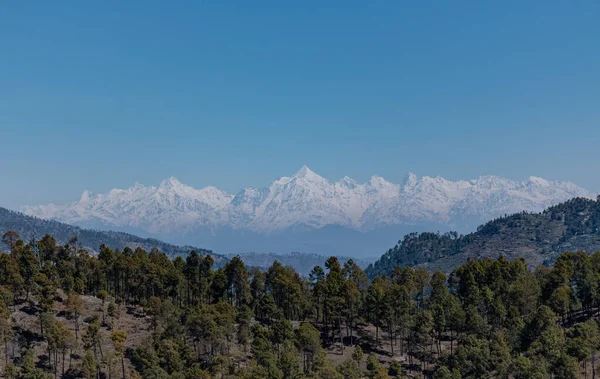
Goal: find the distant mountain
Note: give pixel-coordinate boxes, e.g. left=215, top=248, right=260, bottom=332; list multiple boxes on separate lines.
left=0, top=207, right=224, bottom=264
left=366, top=196, right=600, bottom=277
left=229, top=252, right=374, bottom=277
left=22, top=166, right=592, bottom=257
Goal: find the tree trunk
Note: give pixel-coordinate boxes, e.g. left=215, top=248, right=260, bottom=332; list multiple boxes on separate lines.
left=390, top=327, right=394, bottom=356
left=121, top=356, right=126, bottom=379
left=4, top=334, right=7, bottom=366
left=303, top=351, right=306, bottom=374
left=339, top=318, right=344, bottom=355
left=584, top=359, right=588, bottom=379
left=346, top=314, right=350, bottom=344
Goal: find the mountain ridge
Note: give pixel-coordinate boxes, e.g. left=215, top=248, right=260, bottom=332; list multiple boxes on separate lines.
left=22, top=167, right=592, bottom=255
left=366, top=196, right=600, bottom=277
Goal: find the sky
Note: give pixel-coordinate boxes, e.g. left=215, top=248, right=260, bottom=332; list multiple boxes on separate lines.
left=1, top=1, right=599, bottom=210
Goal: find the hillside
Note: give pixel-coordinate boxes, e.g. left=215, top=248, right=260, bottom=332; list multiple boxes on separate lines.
left=366, top=196, right=600, bottom=277
left=1, top=227, right=600, bottom=378
left=0, top=207, right=223, bottom=263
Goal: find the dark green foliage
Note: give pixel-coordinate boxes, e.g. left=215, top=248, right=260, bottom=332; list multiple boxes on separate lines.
left=367, top=197, right=600, bottom=276
left=3, top=213, right=600, bottom=379
left=368, top=231, right=463, bottom=276
left=0, top=206, right=223, bottom=263
left=337, top=359, right=360, bottom=379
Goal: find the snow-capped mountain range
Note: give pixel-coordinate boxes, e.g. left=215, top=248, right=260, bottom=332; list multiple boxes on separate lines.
left=22, top=166, right=592, bottom=256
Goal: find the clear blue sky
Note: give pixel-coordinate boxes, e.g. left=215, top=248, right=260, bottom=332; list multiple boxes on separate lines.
left=1, top=1, right=599, bottom=209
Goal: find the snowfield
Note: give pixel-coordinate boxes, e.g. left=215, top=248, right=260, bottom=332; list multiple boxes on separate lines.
left=22, top=166, right=592, bottom=238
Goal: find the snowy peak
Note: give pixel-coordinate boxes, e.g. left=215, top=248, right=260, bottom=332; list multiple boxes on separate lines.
left=158, top=176, right=184, bottom=191
left=22, top=168, right=593, bottom=237
left=402, top=172, right=418, bottom=188
left=79, top=190, right=93, bottom=202
left=288, top=166, right=328, bottom=188
left=292, top=165, right=319, bottom=179
left=528, top=176, right=550, bottom=186
left=338, top=176, right=358, bottom=189
left=366, top=175, right=394, bottom=189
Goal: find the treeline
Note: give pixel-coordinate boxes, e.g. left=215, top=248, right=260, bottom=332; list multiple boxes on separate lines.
left=1, top=231, right=600, bottom=378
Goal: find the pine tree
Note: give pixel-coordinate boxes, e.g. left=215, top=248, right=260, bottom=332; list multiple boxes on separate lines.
left=65, top=291, right=84, bottom=340
left=111, top=330, right=128, bottom=379
left=82, top=350, right=98, bottom=379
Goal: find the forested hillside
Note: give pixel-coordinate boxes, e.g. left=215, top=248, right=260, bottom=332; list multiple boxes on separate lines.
left=0, top=207, right=221, bottom=263
left=367, top=197, right=600, bottom=277
left=1, top=230, right=600, bottom=378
